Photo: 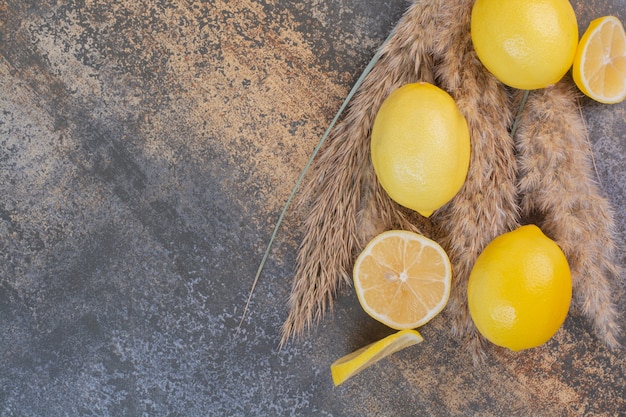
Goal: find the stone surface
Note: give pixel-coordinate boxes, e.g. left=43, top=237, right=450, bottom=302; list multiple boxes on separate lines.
left=0, top=0, right=624, bottom=416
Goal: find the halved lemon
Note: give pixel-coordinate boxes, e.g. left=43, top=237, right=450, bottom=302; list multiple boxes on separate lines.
left=330, top=329, right=423, bottom=386
left=572, top=15, right=626, bottom=104
left=353, top=230, right=451, bottom=330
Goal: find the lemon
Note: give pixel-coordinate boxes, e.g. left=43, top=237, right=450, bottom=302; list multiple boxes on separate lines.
left=353, top=230, right=451, bottom=330
left=471, top=0, right=578, bottom=90
left=468, top=225, right=572, bottom=351
left=370, top=82, right=470, bottom=217
left=572, top=16, right=626, bottom=104
left=330, top=329, right=423, bottom=386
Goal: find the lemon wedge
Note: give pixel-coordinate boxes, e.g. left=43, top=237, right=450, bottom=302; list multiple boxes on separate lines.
left=330, top=329, right=423, bottom=386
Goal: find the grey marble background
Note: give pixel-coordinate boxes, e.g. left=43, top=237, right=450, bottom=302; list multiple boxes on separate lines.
left=1, top=0, right=624, bottom=415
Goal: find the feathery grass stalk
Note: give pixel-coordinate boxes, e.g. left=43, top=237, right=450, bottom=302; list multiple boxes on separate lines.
left=280, top=0, right=446, bottom=345
left=429, top=0, right=521, bottom=361
left=514, top=82, right=622, bottom=348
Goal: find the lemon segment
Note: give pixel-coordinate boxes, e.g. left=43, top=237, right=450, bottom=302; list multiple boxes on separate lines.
left=330, top=329, right=424, bottom=386
left=572, top=16, right=626, bottom=104
left=371, top=82, right=470, bottom=217
left=468, top=225, right=572, bottom=351
left=470, top=0, right=578, bottom=90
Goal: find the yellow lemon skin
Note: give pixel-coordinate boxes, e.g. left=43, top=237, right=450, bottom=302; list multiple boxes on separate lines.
left=370, top=82, right=470, bottom=217
left=468, top=225, right=572, bottom=351
left=471, top=0, right=578, bottom=90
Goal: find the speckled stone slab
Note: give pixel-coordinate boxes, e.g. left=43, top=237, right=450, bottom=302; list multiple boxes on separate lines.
left=1, top=0, right=624, bottom=415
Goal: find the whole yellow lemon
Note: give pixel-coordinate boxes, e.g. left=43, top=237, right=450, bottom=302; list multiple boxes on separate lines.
left=370, top=82, right=470, bottom=217
left=468, top=225, right=572, bottom=351
left=471, top=0, right=578, bottom=90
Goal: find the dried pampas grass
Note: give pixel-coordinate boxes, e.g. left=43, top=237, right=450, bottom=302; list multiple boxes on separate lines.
left=514, top=83, right=623, bottom=349
left=269, top=0, right=622, bottom=357
left=426, top=0, right=520, bottom=359
left=280, top=0, right=446, bottom=346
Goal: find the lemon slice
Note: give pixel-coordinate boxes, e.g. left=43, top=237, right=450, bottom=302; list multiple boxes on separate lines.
left=572, top=16, right=626, bottom=104
left=353, top=230, right=451, bottom=330
left=330, top=329, right=423, bottom=386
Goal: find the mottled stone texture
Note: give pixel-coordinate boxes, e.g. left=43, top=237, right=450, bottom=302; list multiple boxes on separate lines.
left=0, top=0, right=624, bottom=416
